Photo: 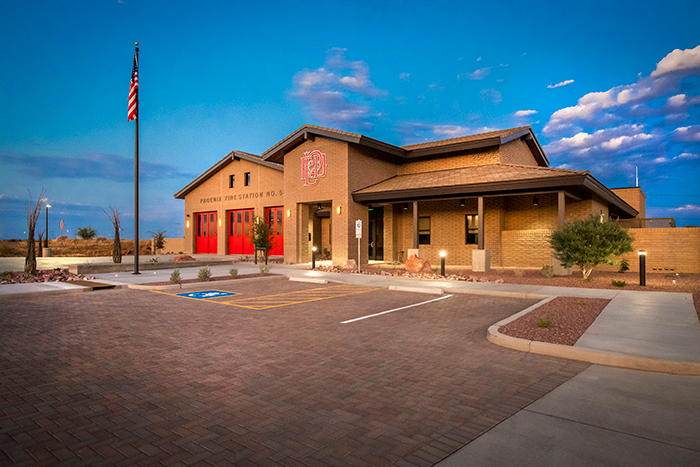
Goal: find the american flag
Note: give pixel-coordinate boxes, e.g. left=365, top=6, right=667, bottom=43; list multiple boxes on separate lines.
left=128, top=53, right=138, bottom=122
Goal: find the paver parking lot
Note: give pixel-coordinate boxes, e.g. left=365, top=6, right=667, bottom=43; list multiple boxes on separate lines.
left=1, top=277, right=589, bottom=466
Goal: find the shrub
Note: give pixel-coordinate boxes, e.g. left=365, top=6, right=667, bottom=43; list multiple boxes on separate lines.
left=229, top=267, right=238, bottom=278
left=170, top=269, right=182, bottom=285
left=541, top=265, right=554, bottom=278
left=96, top=236, right=107, bottom=241
left=258, top=263, right=271, bottom=275
left=76, top=226, right=98, bottom=240
left=3, top=271, right=14, bottom=281
left=513, top=268, right=525, bottom=277
left=198, top=267, right=212, bottom=282
left=56, top=235, right=68, bottom=243
left=150, top=229, right=166, bottom=251
left=149, top=257, right=159, bottom=263
left=611, top=279, right=626, bottom=287
left=551, top=215, right=634, bottom=280
left=537, top=314, right=552, bottom=328
left=618, top=258, right=630, bottom=273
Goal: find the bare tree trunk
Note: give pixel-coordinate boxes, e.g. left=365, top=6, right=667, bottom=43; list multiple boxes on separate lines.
left=104, top=206, right=122, bottom=263
left=24, top=189, right=45, bottom=277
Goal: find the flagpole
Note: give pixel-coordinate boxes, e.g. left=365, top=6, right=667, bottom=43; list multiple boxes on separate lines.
left=133, top=42, right=140, bottom=275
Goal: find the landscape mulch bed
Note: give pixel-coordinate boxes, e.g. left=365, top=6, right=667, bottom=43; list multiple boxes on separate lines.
left=499, top=296, right=611, bottom=346
left=144, top=273, right=279, bottom=286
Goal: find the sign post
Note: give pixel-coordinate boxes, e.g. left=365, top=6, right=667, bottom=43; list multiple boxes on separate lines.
left=355, top=219, right=362, bottom=273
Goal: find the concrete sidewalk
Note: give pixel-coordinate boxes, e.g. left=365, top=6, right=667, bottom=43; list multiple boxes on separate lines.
left=2, top=256, right=699, bottom=375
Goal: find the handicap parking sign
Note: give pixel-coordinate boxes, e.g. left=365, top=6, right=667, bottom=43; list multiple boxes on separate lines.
left=177, top=290, right=237, bottom=299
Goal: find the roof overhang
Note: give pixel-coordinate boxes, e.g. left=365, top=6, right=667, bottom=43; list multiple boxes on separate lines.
left=352, top=172, right=637, bottom=218
left=262, top=125, right=406, bottom=163
left=174, top=150, right=282, bottom=199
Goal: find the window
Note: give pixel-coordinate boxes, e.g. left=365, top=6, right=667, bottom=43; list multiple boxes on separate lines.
left=244, top=172, right=251, bottom=186
left=229, top=174, right=235, bottom=188
left=465, top=214, right=478, bottom=244
left=418, top=217, right=431, bottom=245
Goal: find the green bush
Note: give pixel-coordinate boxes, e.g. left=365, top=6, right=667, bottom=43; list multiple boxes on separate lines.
left=618, top=258, right=630, bottom=273
left=541, top=265, right=554, bottom=278
left=150, top=229, right=166, bottom=251
left=229, top=267, right=238, bottom=278
left=198, top=267, right=212, bottom=282
left=611, top=279, right=626, bottom=287
left=551, top=215, right=634, bottom=280
left=258, top=263, right=271, bottom=275
left=76, top=226, right=97, bottom=240
left=170, top=269, right=181, bottom=285
left=537, top=315, right=552, bottom=328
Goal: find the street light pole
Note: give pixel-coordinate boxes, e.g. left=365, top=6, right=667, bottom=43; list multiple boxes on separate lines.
left=44, top=204, right=52, bottom=248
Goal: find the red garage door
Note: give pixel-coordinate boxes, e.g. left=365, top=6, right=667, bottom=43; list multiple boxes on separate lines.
left=266, top=206, right=284, bottom=256
left=195, top=212, right=217, bottom=254
left=229, top=209, right=254, bottom=255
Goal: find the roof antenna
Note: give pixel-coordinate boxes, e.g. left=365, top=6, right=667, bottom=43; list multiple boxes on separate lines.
left=636, top=166, right=638, bottom=187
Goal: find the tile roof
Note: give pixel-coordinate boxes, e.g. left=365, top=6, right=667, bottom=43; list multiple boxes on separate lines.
left=400, top=126, right=532, bottom=151
left=353, top=163, right=588, bottom=194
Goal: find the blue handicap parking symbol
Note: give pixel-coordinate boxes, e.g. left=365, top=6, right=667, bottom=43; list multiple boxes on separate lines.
left=177, top=290, right=237, bottom=299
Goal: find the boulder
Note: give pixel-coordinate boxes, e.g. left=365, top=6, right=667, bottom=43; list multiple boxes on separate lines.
left=173, top=254, right=196, bottom=262
left=405, top=254, right=433, bottom=274
left=342, top=259, right=357, bottom=271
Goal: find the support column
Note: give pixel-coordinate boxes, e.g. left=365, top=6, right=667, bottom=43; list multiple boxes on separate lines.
left=558, top=191, right=566, bottom=230
left=412, top=201, right=418, bottom=249
left=473, top=196, right=490, bottom=271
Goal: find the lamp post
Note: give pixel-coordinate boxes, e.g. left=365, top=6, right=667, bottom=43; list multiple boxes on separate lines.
left=312, top=246, right=317, bottom=269
left=44, top=204, right=52, bottom=248
left=638, top=250, right=646, bottom=286
left=440, top=251, right=446, bottom=276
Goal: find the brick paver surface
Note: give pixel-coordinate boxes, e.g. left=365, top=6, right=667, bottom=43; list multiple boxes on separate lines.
left=1, top=278, right=589, bottom=466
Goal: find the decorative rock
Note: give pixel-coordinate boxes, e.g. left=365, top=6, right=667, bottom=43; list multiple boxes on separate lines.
left=173, top=255, right=196, bottom=262
left=342, top=259, right=357, bottom=270
left=405, top=255, right=433, bottom=274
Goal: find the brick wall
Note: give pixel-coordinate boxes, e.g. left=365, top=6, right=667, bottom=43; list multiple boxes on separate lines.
left=611, top=187, right=645, bottom=218
left=183, top=158, right=284, bottom=255
left=501, top=230, right=553, bottom=268
left=163, top=237, right=185, bottom=254
left=397, top=148, right=500, bottom=175
left=599, top=227, right=700, bottom=273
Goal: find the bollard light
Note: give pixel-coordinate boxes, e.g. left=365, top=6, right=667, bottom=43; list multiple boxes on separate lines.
left=638, top=250, right=646, bottom=286
left=439, top=251, right=446, bottom=276
left=312, top=246, right=317, bottom=270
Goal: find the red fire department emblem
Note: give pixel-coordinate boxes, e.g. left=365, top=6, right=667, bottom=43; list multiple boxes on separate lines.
left=301, top=150, right=327, bottom=187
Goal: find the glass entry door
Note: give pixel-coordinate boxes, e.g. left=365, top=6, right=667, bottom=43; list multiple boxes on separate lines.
left=195, top=212, right=217, bottom=254
left=228, top=209, right=254, bottom=255
left=368, top=206, right=384, bottom=261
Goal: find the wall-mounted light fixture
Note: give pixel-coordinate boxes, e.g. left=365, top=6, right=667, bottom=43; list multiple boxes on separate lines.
left=403, top=202, right=408, bottom=210
left=336, top=206, right=341, bottom=215
left=186, top=220, right=190, bottom=228
left=286, top=209, right=291, bottom=218
left=459, top=199, right=465, bottom=207
left=219, top=218, right=222, bottom=227
left=317, top=203, right=322, bottom=210
left=533, top=196, right=539, bottom=206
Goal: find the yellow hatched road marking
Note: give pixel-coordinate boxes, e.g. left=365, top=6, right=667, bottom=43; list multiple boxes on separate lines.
left=222, top=284, right=381, bottom=310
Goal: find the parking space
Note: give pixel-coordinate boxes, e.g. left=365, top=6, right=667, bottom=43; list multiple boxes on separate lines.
left=0, top=277, right=589, bottom=466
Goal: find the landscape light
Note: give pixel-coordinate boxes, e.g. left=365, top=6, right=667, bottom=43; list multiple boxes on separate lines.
left=439, top=251, right=446, bottom=276
left=638, top=250, right=646, bottom=286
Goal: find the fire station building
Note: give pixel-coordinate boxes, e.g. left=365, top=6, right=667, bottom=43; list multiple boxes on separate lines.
left=175, top=124, right=642, bottom=270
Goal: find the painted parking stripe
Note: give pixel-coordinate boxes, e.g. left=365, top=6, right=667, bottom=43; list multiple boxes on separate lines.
left=341, top=295, right=453, bottom=324
left=222, top=284, right=381, bottom=310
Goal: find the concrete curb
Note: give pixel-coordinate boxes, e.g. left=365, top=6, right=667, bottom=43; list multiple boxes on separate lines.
left=127, top=274, right=282, bottom=290
left=487, top=300, right=700, bottom=376
left=289, top=277, right=328, bottom=284
left=388, top=285, right=444, bottom=295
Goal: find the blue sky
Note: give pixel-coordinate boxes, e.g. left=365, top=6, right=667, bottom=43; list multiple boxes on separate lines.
left=2, top=0, right=700, bottom=239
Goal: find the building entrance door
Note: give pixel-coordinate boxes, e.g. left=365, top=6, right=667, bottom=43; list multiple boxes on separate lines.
left=265, top=206, right=284, bottom=256
left=368, top=206, right=384, bottom=261
left=228, top=209, right=254, bottom=255
left=195, top=212, right=217, bottom=254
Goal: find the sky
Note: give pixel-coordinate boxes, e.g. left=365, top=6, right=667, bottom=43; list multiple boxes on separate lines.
left=1, top=0, right=700, bottom=240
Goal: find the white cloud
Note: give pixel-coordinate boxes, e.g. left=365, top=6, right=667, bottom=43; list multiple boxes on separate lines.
left=547, top=79, right=574, bottom=89
left=673, top=125, right=700, bottom=142
left=476, top=56, right=482, bottom=62
left=651, top=45, right=700, bottom=77
left=399, top=72, right=410, bottom=81
left=431, top=125, right=471, bottom=137
left=676, top=152, right=699, bottom=160
left=292, top=48, right=385, bottom=130
left=669, top=204, right=700, bottom=214
left=544, top=124, right=656, bottom=156
left=667, top=94, right=686, bottom=107
left=459, top=67, right=492, bottom=80
left=480, top=88, right=502, bottom=104
left=515, top=110, right=537, bottom=117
